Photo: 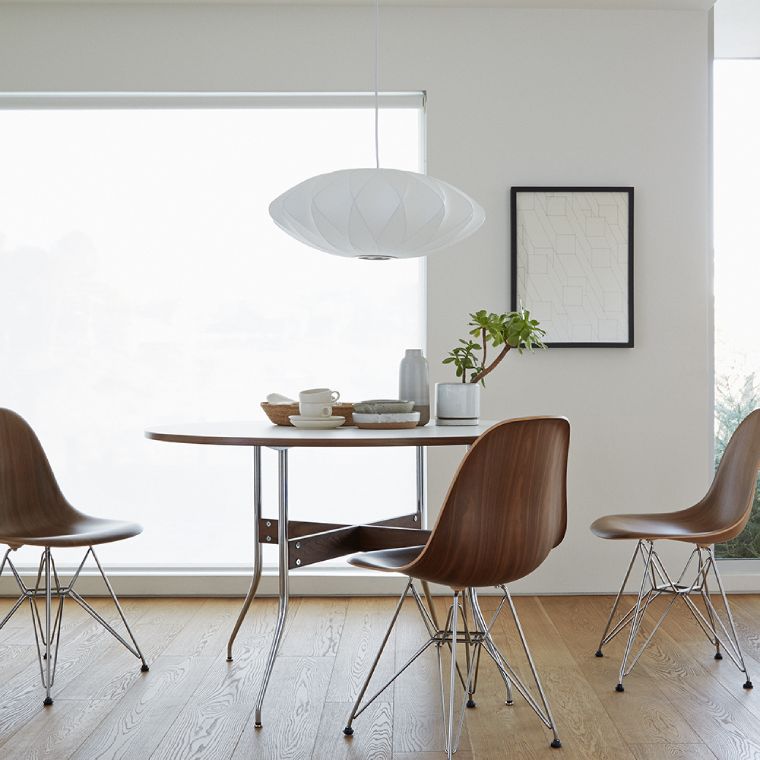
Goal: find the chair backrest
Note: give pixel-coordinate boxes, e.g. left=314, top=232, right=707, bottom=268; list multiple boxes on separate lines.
left=0, top=409, right=76, bottom=540
left=407, top=416, right=570, bottom=590
left=693, top=408, right=760, bottom=543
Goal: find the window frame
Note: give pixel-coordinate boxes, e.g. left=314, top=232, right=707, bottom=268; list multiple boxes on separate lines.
left=0, top=90, right=429, bottom=590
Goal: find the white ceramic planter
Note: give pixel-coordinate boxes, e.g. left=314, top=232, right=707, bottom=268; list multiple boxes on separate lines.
left=435, top=382, right=480, bottom=426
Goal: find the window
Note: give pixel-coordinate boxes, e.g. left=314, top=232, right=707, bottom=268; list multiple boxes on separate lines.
left=714, top=63, right=760, bottom=558
left=0, top=94, right=425, bottom=570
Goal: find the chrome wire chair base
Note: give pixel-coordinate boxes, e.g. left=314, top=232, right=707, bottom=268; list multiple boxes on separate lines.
left=596, top=539, right=752, bottom=692
left=0, top=545, right=148, bottom=705
left=342, top=579, right=561, bottom=757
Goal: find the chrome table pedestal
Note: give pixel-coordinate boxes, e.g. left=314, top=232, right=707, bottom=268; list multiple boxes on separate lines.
left=146, top=420, right=494, bottom=727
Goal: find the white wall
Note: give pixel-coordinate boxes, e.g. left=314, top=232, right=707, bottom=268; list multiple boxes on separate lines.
left=715, top=0, right=760, bottom=58
left=0, top=3, right=715, bottom=593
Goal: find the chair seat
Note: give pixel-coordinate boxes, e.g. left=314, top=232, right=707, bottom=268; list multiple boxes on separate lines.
left=590, top=512, right=719, bottom=543
left=348, top=545, right=425, bottom=573
left=0, top=514, right=143, bottom=548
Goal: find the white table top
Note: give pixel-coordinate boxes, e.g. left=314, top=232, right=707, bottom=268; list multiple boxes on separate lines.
left=145, top=420, right=498, bottom=448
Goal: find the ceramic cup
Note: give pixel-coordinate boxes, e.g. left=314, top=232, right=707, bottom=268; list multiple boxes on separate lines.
left=299, top=401, right=332, bottom=418
left=299, top=388, right=340, bottom=404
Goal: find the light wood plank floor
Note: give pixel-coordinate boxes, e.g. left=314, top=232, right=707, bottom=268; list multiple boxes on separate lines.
left=0, top=593, right=759, bottom=759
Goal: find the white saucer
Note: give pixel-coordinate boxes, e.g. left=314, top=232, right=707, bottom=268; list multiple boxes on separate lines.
left=289, top=415, right=345, bottom=430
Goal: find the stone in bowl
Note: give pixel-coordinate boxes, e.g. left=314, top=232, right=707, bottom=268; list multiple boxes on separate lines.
left=353, top=399, right=415, bottom=414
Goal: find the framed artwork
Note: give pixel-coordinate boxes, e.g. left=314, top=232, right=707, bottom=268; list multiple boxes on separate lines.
left=510, top=187, right=634, bottom=347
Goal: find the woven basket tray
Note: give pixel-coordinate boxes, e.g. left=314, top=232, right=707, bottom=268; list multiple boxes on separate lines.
left=261, top=402, right=355, bottom=427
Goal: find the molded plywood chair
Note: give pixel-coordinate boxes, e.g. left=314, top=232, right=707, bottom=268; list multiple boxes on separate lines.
left=342, top=417, right=570, bottom=758
left=591, top=409, right=760, bottom=693
left=0, top=408, right=148, bottom=705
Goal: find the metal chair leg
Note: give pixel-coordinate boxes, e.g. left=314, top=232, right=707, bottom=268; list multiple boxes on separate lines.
left=460, top=593, right=478, bottom=708
left=345, top=580, right=556, bottom=752
left=467, top=588, right=513, bottom=705
left=616, top=541, right=655, bottom=692
left=601, top=541, right=751, bottom=693
left=704, top=547, right=752, bottom=689
left=697, top=550, right=722, bottom=659
left=596, top=540, right=642, bottom=657
left=89, top=548, right=148, bottom=671
left=1, top=545, right=147, bottom=705
left=43, top=547, right=53, bottom=706
left=469, top=588, right=559, bottom=746
left=502, top=587, right=561, bottom=749
left=0, top=549, right=27, bottom=632
left=445, top=592, right=459, bottom=760
left=343, top=579, right=413, bottom=735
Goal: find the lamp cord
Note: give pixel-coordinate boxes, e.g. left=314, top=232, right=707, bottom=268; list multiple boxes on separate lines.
left=374, top=0, right=380, bottom=169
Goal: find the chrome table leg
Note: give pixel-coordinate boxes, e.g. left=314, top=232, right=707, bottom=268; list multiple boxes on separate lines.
left=416, top=445, right=439, bottom=629
left=254, top=448, right=290, bottom=728
left=227, top=446, right=263, bottom=661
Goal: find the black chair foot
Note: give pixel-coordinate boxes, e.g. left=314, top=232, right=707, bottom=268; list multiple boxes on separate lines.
left=615, top=683, right=625, bottom=692
left=551, top=739, right=562, bottom=748
left=141, top=664, right=150, bottom=672
left=506, top=699, right=514, bottom=706
left=714, top=652, right=723, bottom=660
left=744, top=680, right=754, bottom=690
left=254, top=722, right=262, bottom=729
left=343, top=726, right=354, bottom=736
left=466, top=699, right=476, bottom=708
left=595, top=650, right=603, bottom=658
left=226, top=656, right=233, bottom=662
left=43, top=697, right=53, bottom=706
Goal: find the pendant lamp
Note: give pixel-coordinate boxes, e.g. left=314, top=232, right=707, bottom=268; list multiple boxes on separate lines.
left=268, top=0, right=485, bottom=260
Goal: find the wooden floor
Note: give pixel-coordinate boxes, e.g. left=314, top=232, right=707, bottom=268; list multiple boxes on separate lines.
left=1, top=593, right=760, bottom=759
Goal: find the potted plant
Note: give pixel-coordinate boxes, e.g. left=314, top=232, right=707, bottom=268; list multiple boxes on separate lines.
left=436, top=308, right=546, bottom=425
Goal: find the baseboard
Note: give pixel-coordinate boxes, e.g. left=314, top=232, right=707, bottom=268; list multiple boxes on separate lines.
left=0, top=567, right=421, bottom=597
left=1, top=564, right=757, bottom=597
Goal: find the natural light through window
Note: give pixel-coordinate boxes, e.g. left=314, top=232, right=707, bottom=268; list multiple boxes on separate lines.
left=714, top=63, right=760, bottom=558
left=0, top=95, right=424, bottom=569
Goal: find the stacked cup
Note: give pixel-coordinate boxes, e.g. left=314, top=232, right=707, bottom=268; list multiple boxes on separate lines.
left=299, top=388, right=340, bottom=418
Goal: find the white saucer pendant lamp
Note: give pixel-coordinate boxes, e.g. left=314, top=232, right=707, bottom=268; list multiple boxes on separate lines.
left=269, top=167, right=485, bottom=260
left=268, top=0, right=485, bottom=260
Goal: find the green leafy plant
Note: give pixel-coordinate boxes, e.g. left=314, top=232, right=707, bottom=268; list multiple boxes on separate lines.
left=714, top=372, right=760, bottom=559
left=442, top=307, right=546, bottom=385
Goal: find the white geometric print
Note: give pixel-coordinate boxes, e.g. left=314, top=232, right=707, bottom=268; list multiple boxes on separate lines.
left=514, top=190, right=630, bottom=345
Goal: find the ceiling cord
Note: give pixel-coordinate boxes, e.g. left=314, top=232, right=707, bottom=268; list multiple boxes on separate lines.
left=374, top=0, right=380, bottom=169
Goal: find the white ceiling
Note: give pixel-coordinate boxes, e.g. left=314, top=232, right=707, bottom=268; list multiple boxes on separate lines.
left=0, top=0, right=715, bottom=9
left=714, top=0, right=760, bottom=57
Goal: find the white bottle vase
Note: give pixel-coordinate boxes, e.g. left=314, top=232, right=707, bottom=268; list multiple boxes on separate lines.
left=435, top=382, right=480, bottom=426
left=399, top=349, right=430, bottom=426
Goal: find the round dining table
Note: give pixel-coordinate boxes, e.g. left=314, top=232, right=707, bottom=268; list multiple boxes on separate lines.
left=145, top=419, right=496, bottom=727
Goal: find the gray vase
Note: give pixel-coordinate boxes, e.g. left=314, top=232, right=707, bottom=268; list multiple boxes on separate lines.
left=399, top=349, right=430, bottom=426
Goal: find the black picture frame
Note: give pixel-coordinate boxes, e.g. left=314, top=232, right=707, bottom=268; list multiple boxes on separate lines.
left=510, top=186, right=634, bottom=348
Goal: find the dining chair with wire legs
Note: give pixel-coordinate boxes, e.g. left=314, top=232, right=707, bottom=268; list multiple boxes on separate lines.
left=340, top=416, right=570, bottom=758
left=591, top=409, right=760, bottom=693
left=0, top=408, right=148, bottom=706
